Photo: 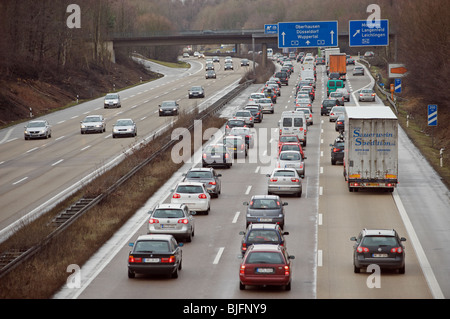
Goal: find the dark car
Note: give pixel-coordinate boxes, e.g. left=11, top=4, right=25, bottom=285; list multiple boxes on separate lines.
left=274, top=71, right=289, bottom=85
left=346, top=58, right=355, bottom=65
left=243, top=195, right=288, bottom=229
left=205, top=70, right=216, bottom=79
left=262, top=88, right=277, bottom=104
left=188, top=86, right=205, bottom=99
left=239, top=224, right=289, bottom=255
left=225, top=118, right=246, bottom=134
left=239, top=244, right=294, bottom=290
left=316, top=57, right=325, bottom=65
left=335, top=114, right=345, bottom=132
left=321, top=99, right=339, bottom=116
left=159, top=100, right=179, bottom=116
left=182, top=167, right=222, bottom=197
left=240, top=59, right=250, bottom=66
left=202, top=144, right=232, bottom=169
left=127, top=234, right=183, bottom=279
left=330, top=137, right=345, bottom=165
left=244, top=105, right=263, bottom=123
left=350, top=229, right=406, bottom=274
left=328, top=72, right=341, bottom=80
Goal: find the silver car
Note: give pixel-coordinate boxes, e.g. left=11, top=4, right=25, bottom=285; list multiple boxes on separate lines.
left=147, top=203, right=195, bottom=242
left=267, top=168, right=302, bottom=197
left=294, top=107, right=313, bottom=125
left=80, top=115, right=105, bottom=134
left=359, top=89, right=376, bottom=102
left=277, top=150, right=305, bottom=178
left=295, top=98, right=312, bottom=111
left=104, top=93, right=121, bottom=108
left=229, top=127, right=254, bottom=148
left=171, top=182, right=211, bottom=214
left=255, top=98, right=274, bottom=114
left=336, top=88, right=350, bottom=102
left=234, top=110, right=254, bottom=127
left=112, top=118, right=137, bottom=138
left=24, top=120, right=52, bottom=140
left=329, top=106, right=346, bottom=122
left=182, top=167, right=222, bottom=198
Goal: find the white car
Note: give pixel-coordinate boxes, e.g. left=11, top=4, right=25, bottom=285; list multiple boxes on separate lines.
left=112, top=118, right=137, bottom=138
left=104, top=93, right=121, bottom=108
left=80, top=115, right=105, bottom=134
left=256, top=98, right=274, bottom=113
left=277, top=150, right=305, bottom=178
left=24, top=120, right=52, bottom=140
left=171, top=182, right=211, bottom=214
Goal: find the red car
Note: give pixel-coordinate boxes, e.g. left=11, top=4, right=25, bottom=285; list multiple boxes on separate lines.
left=278, top=135, right=301, bottom=149
left=239, top=244, right=295, bottom=290
left=278, top=142, right=305, bottom=158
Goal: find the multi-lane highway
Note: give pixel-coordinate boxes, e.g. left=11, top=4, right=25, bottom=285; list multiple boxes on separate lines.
left=51, top=55, right=449, bottom=300
left=1, top=52, right=448, bottom=300
left=0, top=57, right=250, bottom=240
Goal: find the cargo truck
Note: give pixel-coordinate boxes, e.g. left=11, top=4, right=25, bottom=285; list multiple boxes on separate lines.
left=329, top=53, right=347, bottom=81
left=324, top=48, right=340, bottom=66
left=343, top=106, right=398, bottom=192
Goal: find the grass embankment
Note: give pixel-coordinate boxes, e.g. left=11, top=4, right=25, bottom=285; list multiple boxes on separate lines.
left=0, top=109, right=226, bottom=299
left=370, top=65, right=450, bottom=188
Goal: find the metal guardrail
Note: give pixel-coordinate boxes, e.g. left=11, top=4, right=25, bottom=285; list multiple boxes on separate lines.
left=0, top=79, right=255, bottom=279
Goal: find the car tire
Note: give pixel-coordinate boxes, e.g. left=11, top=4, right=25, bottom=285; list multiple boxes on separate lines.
left=354, top=265, right=360, bottom=273
left=399, top=265, right=405, bottom=274
left=297, top=191, right=302, bottom=198
left=285, top=281, right=291, bottom=291
left=128, top=269, right=135, bottom=278
left=171, top=268, right=178, bottom=279
left=239, top=282, right=245, bottom=290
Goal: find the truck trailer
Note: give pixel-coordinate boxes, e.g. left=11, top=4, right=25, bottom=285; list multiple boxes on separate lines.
left=329, top=53, right=347, bottom=81
left=343, top=106, right=398, bottom=192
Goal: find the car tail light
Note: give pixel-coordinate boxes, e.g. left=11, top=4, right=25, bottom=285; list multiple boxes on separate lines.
left=172, top=193, right=181, bottom=199
left=129, top=256, right=142, bottom=263
left=178, top=218, right=189, bottom=224
left=198, top=194, right=207, bottom=199
left=161, top=256, right=176, bottom=263
left=202, top=153, right=207, bottom=159
left=225, top=153, right=229, bottom=159
left=357, top=246, right=369, bottom=253
left=209, top=181, right=216, bottom=185
left=242, top=243, right=247, bottom=251
left=149, top=218, right=159, bottom=224
left=284, top=265, right=290, bottom=276
left=371, top=93, right=376, bottom=96
left=270, top=178, right=278, bottom=182
left=291, top=178, right=299, bottom=182
left=391, top=247, right=403, bottom=253
left=333, top=148, right=340, bottom=152
left=240, top=265, right=246, bottom=274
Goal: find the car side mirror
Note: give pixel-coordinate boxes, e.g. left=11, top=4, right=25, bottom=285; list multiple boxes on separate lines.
left=243, top=201, right=249, bottom=206
left=178, top=243, right=184, bottom=247
left=289, top=255, right=295, bottom=260
left=128, top=243, right=134, bottom=247
left=266, top=174, right=271, bottom=177
left=190, top=211, right=196, bottom=215
left=217, top=174, right=222, bottom=177
left=400, top=237, right=407, bottom=242
left=350, top=236, right=357, bottom=241
left=283, top=232, right=290, bottom=235
left=283, top=202, right=288, bottom=206
left=239, top=231, right=245, bottom=235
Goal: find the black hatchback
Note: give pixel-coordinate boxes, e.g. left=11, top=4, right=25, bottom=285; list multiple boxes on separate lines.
left=330, top=137, right=344, bottom=165
left=239, top=224, right=289, bottom=256
left=350, top=229, right=406, bottom=274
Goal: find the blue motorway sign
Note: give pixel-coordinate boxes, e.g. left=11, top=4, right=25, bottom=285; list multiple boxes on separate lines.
left=394, top=78, right=401, bottom=93
left=428, top=104, right=437, bottom=126
left=349, top=19, right=389, bottom=47
left=264, top=24, right=278, bottom=34
left=278, top=21, right=338, bottom=48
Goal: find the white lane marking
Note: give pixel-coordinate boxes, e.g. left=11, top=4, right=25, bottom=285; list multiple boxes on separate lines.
left=213, top=247, right=225, bottom=265
left=232, top=211, right=240, bottom=224
left=55, top=136, right=65, bottom=141
left=245, top=185, right=252, bottom=195
left=319, top=186, right=323, bottom=196
left=52, top=159, right=64, bottom=166
left=81, top=145, right=91, bottom=151
left=393, top=191, right=444, bottom=299
left=318, top=250, right=323, bottom=267
left=13, top=177, right=28, bottom=185
left=27, top=147, right=39, bottom=153
left=0, top=128, right=14, bottom=144
left=318, top=213, right=323, bottom=226
left=254, top=166, right=260, bottom=174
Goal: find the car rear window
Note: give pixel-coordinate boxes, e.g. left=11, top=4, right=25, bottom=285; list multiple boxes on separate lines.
left=280, top=152, right=301, bottom=161
left=282, top=118, right=292, bottom=127
left=135, top=240, right=170, bottom=253
left=247, top=230, right=279, bottom=243
left=281, top=145, right=300, bottom=152
left=361, top=236, right=398, bottom=246
left=246, top=252, right=284, bottom=264
left=274, top=170, right=296, bottom=177
left=176, top=185, right=204, bottom=193
left=153, top=209, right=184, bottom=218
left=186, top=171, right=213, bottom=179
left=293, top=117, right=303, bottom=127
left=250, top=199, right=280, bottom=209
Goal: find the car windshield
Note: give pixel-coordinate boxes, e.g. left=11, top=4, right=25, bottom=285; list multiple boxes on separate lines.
left=27, top=121, right=46, bottom=127
left=281, top=145, right=300, bottom=152
left=298, top=99, right=311, bottom=103
left=84, top=117, right=101, bottom=122
left=246, top=252, right=284, bottom=264
left=323, top=100, right=336, bottom=106
left=176, top=185, right=204, bottom=193
left=335, top=142, right=345, bottom=148
left=105, top=94, right=118, bottom=99
left=273, top=170, right=296, bottom=177
left=191, top=86, right=202, bottom=91
left=230, top=128, right=249, bottom=135
left=134, top=240, right=170, bottom=253
left=161, top=101, right=177, bottom=107
left=361, top=236, right=397, bottom=246
left=116, top=120, right=133, bottom=126
left=250, top=199, right=280, bottom=209
left=280, top=136, right=298, bottom=143
left=186, top=171, right=213, bottom=179
left=259, top=98, right=272, bottom=104
left=247, top=230, right=279, bottom=243
left=280, top=152, right=301, bottom=161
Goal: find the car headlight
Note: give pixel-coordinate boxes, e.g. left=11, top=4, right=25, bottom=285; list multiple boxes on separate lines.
left=81, top=124, right=86, bottom=128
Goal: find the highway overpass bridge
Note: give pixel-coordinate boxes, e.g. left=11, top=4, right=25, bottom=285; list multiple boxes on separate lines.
left=109, top=29, right=397, bottom=65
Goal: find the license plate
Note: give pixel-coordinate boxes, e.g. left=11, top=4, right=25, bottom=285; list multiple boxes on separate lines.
left=256, top=268, right=274, bottom=273
left=144, top=258, right=160, bottom=263
left=372, top=254, right=388, bottom=258
left=258, top=218, right=272, bottom=222
left=162, top=224, right=176, bottom=229
left=366, top=183, right=379, bottom=187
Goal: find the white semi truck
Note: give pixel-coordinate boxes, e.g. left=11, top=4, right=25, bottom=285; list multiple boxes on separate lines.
left=343, top=106, right=398, bottom=192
